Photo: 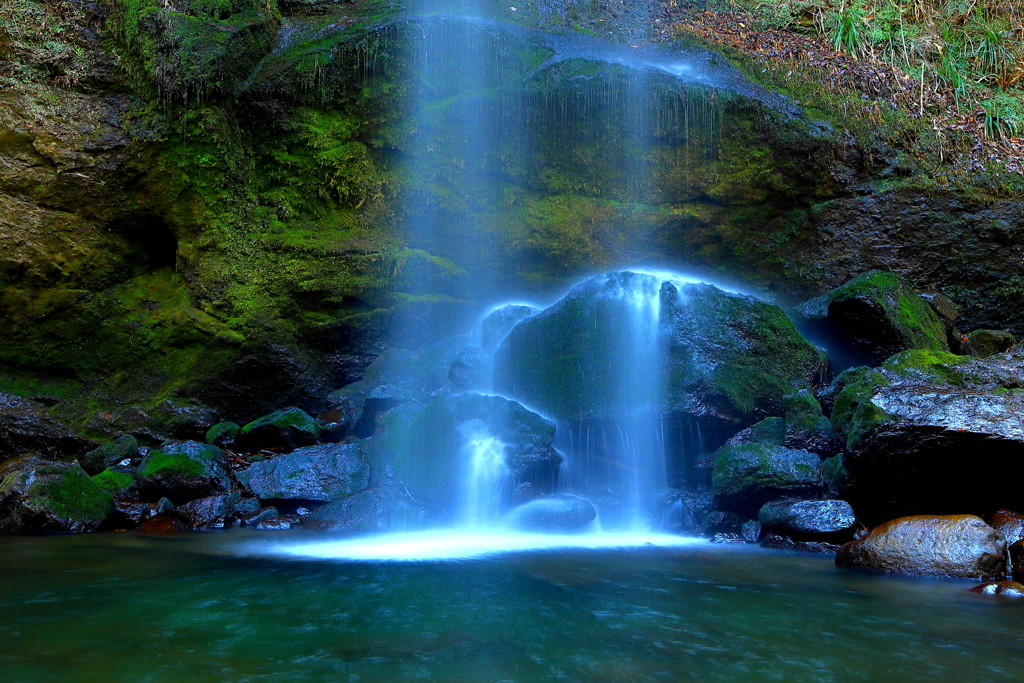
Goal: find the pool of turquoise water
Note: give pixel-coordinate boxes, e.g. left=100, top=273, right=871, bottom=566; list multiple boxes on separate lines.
left=1, top=530, right=1022, bottom=682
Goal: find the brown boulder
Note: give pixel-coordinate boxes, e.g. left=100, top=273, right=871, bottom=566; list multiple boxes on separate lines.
left=987, top=509, right=1024, bottom=545
left=970, top=581, right=1024, bottom=597
left=835, top=514, right=1005, bottom=579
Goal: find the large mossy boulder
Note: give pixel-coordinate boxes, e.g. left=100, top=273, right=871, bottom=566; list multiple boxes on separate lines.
left=237, top=407, right=321, bottom=451
left=711, top=443, right=822, bottom=515
left=793, top=271, right=948, bottom=366
left=136, top=441, right=232, bottom=503
left=367, top=390, right=562, bottom=516
left=836, top=515, right=1005, bottom=579
left=0, top=455, right=113, bottom=532
left=493, top=272, right=826, bottom=426
left=237, top=442, right=370, bottom=502
left=829, top=349, right=1024, bottom=522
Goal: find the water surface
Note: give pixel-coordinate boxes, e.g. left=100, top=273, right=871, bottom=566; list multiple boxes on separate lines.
left=1, top=530, right=1022, bottom=682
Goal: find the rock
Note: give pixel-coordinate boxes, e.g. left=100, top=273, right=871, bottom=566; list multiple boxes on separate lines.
left=711, top=443, right=822, bottom=515
left=81, top=434, right=138, bottom=475
left=481, top=304, right=537, bottom=351
left=112, top=498, right=173, bottom=526
left=136, top=441, right=232, bottom=504
left=962, top=330, right=1016, bottom=358
left=239, top=506, right=279, bottom=527
left=0, top=455, right=113, bottom=532
left=724, top=417, right=786, bottom=446
left=304, top=486, right=398, bottom=532
left=494, top=272, right=826, bottom=425
left=448, top=345, right=487, bottom=391
left=987, top=509, right=1024, bottom=545
left=761, top=533, right=841, bottom=554
left=315, top=411, right=349, bottom=443
left=758, top=498, right=856, bottom=537
left=820, top=455, right=851, bottom=496
left=254, top=517, right=292, bottom=530
left=740, top=519, right=762, bottom=542
left=709, top=533, right=746, bottom=544
left=835, top=514, right=1005, bottom=579
left=504, top=494, right=597, bottom=532
left=178, top=494, right=237, bottom=530
left=970, top=581, right=1024, bottom=597
left=1009, top=540, right=1024, bottom=581
left=782, top=391, right=841, bottom=456
left=237, top=407, right=321, bottom=451
left=920, top=293, right=958, bottom=326
left=793, top=271, right=948, bottom=366
left=830, top=350, right=1024, bottom=521
left=700, top=510, right=744, bottom=536
left=0, top=393, right=92, bottom=463
left=369, top=390, right=562, bottom=510
left=233, top=497, right=261, bottom=515
left=236, top=442, right=370, bottom=502
left=92, top=466, right=137, bottom=498
left=138, top=515, right=186, bottom=535
left=205, top=422, right=240, bottom=448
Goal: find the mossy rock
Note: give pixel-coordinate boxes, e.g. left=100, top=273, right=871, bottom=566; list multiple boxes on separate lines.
left=136, top=440, right=232, bottom=503
left=829, top=349, right=1024, bottom=522
left=0, top=455, right=113, bottom=532
left=962, top=329, right=1016, bottom=358
left=723, top=416, right=786, bottom=446
left=238, top=407, right=321, bottom=451
left=494, top=272, right=826, bottom=426
left=205, top=421, right=240, bottom=448
left=82, top=434, right=138, bottom=475
left=781, top=390, right=840, bottom=456
left=91, top=467, right=137, bottom=498
left=711, top=443, right=822, bottom=515
left=794, top=271, right=948, bottom=366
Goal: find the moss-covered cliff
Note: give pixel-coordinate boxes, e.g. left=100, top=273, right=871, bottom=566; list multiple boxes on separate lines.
left=0, top=0, right=1019, bottom=441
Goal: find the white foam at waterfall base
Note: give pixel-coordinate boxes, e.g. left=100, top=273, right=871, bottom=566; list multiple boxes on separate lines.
left=269, top=530, right=706, bottom=562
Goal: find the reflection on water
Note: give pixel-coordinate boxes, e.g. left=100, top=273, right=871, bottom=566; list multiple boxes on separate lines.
left=2, top=530, right=1023, bottom=682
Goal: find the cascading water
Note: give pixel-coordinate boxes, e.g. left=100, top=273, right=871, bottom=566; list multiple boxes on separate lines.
left=456, top=421, right=510, bottom=526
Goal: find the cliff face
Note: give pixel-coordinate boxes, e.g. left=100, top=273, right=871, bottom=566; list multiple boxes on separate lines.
left=0, top=0, right=1019, bottom=438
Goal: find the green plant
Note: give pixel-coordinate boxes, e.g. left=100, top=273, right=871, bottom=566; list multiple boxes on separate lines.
left=982, top=92, right=1023, bottom=139
left=832, top=2, right=865, bottom=57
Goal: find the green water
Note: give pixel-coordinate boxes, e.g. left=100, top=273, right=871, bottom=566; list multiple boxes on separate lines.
left=1, top=530, right=1022, bottom=682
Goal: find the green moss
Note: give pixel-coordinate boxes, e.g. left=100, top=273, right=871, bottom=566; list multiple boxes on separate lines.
left=92, top=468, right=136, bottom=495
left=829, top=366, right=892, bottom=450
left=241, top=407, right=321, bottom=438
left=137, top=450, right=206, bottom=479
left=711, top=442, right=821, bottom=498
left=29, top=465, right=113, bottom=524
left=206, top=421, right=240, bottom=444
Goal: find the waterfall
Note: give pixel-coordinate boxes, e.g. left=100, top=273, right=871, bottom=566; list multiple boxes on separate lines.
left=456, top=421, right=509, bottom=527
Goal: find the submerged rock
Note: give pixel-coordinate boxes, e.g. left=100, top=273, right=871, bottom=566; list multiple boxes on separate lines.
left=711, top=443, right=821, bottom=515
left=81, top=434, right=138, bottom=475
left=758, top=498, right=856, bottom=537
left=835, top=514, right=1005, bottom=579
left=138, top=515, right=186, bottom=535
left=238, top=407, right=321, bottom=451
left=504, top=494, right=597, bottom=532
left=829, top=350, right=1024, bottom=521
left=236, top=442, right=369, bottom=502
left=136, top=441, right=232, bottom=504
left=793, top=270, right=948, bottom=366
left=0, top=455, right=113, bottom=532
